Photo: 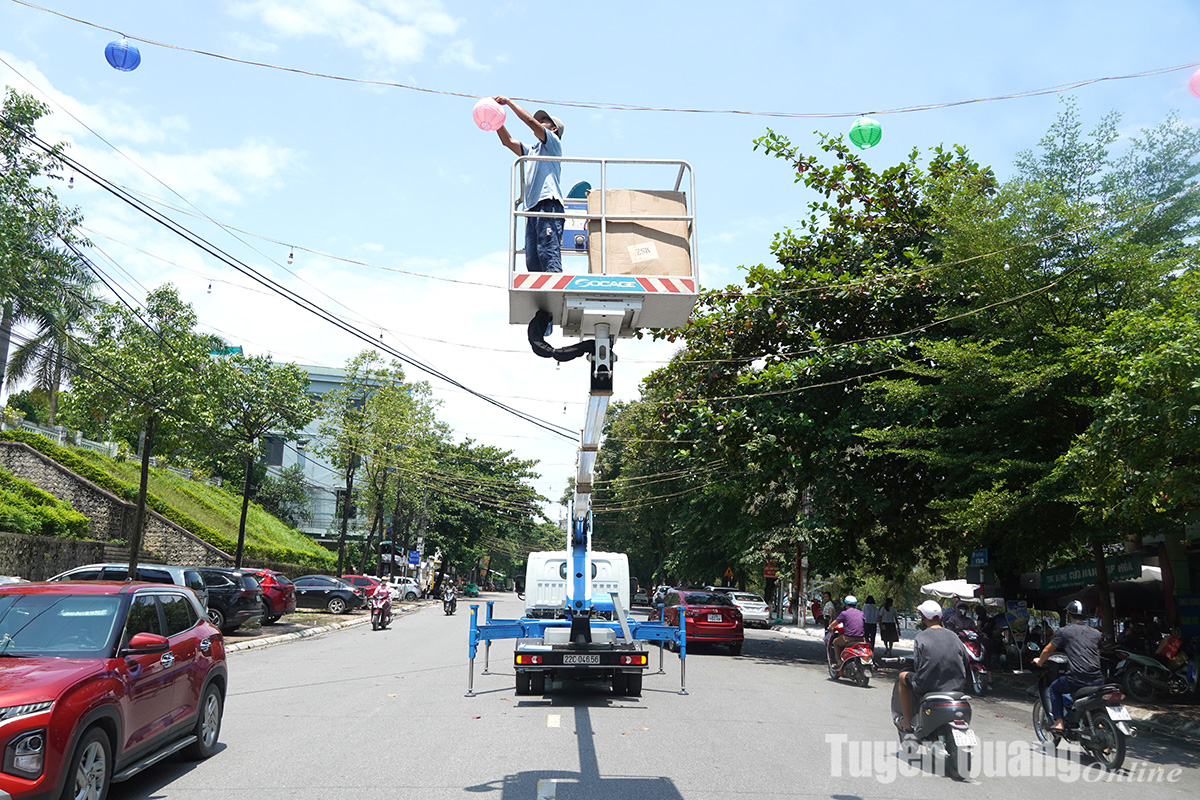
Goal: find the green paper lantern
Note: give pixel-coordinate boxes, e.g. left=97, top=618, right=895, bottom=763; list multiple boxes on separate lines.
left=849, top=116, right=882, bottom=150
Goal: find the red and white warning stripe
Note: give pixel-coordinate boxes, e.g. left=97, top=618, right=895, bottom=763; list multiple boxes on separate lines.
left=512, top=274, right=697, bottom=293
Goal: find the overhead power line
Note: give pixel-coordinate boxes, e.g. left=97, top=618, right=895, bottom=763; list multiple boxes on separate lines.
left=10, top=0, right=1200, bottom=120
left=1, top=117, right=578, bottom=442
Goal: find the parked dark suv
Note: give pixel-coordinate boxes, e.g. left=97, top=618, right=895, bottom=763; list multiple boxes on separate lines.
left=197, top=567, right=263, bottom=633
left=0, top=581, right=226, bottom=799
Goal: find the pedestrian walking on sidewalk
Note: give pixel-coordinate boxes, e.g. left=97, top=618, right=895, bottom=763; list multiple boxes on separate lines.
left=880, top=597, right=899, bottom=656
left=862, top=595, right=879, bottom=650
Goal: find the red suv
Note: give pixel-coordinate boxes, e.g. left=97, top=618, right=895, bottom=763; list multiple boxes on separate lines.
left=242, top=568, right=297, bottom=624
left=340, top=574, right=382, bottom=597
left=0, top=581, right=227, bottom=799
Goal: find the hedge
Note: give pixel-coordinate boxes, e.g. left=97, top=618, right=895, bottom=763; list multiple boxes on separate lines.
left=0, top=467, right=91, bottom=538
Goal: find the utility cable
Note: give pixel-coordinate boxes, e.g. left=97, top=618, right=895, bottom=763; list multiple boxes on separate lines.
left=10, top=0, right=1200, bottom=120
left=3, top=118, right=578, bottom=441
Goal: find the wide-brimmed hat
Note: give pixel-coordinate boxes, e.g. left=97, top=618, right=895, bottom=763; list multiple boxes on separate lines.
left=534, top=109, right=564, bottom=139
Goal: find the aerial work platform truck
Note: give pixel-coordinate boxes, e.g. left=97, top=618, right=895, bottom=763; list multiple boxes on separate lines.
left=466, top=157, right=700, bottom=697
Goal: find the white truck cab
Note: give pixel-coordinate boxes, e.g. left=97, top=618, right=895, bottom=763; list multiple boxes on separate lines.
left=523, top=551, right=629, bottom=620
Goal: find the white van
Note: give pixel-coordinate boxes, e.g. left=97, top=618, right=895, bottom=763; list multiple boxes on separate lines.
left=523, top=551, right=630, bottom=619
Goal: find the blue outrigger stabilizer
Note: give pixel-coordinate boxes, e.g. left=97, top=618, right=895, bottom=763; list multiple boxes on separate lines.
left=467, top=511, right=688, bottom=697
left=465, top=590, right=689, bottom=697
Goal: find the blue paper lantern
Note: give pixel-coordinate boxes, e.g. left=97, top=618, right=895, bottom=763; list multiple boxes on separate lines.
left=105, top=38, right=141, bottom=72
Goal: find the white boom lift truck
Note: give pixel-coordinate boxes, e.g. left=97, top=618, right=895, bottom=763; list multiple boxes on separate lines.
left=466, top=157, right=699, bottom=697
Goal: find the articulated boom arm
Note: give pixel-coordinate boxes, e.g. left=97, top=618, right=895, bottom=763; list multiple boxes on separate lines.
left=565, top=322, right=613, bottom=631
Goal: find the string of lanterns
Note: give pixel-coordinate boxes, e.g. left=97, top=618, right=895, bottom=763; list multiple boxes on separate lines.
left=99, top=35, right=1200, bottom=151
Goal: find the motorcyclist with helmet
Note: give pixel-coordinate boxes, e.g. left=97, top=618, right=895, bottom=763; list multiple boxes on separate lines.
left=897, top=600, right=971, bottom=732
left=1033, top=599, right=1102, bottom=730
left=828, top=595, right=866, bottom=664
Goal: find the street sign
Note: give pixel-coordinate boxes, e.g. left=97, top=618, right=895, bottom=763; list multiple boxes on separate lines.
left=763, top=564, right=779, bottom=579
left=1040, top=553, right=1141, bottom=592
left=407, top=550, right=420, bottom=566
left=723, top=567, right=734, bottom=579
left=970, top=548, right=988, bottom=567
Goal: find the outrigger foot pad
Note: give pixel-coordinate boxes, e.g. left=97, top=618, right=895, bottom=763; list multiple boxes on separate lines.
left=528, top=310, right=595, bottom=362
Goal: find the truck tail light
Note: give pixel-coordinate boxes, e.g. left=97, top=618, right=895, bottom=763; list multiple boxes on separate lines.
left=619, top=654, right=648, bottom=666
left=515, top=655, right=543, bottom=665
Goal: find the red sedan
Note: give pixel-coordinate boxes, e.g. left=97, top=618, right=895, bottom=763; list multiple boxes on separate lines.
left=652, top=588, right=744, bottom=655
left=0, top=581, right=227, bottom=799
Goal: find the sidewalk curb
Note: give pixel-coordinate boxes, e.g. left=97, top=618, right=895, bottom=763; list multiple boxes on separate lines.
left=225, top=601, right=427, bottom=653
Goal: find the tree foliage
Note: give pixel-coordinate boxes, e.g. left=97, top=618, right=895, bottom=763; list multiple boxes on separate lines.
left=597, top=101, right=1200, bottom=603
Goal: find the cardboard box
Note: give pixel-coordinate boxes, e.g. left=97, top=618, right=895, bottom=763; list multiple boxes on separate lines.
left=586, top=190, right=692, bottom=276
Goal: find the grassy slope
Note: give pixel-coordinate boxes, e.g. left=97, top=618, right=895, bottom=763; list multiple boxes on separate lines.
left=0, top=431, right=332, bottom=568
left=71, top=450, right=331, bottom=564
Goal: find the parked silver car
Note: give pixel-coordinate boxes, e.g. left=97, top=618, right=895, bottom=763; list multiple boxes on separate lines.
left=387, top=576, right=421, bottom=601
left=49, top=562, right=209, bottom=608
left=727, top=591, right=771, bottom=628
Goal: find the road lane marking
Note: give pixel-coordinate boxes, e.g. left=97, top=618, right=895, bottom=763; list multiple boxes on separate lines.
left=547, top=714, right=561, bottom=728
left=536, top=779, right=557, bottom=799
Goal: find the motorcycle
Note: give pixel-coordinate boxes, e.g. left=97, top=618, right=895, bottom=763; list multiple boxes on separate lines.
left=957, top=629, right=989, bottom=696
left=1117, top=635, right=1198, bottom=703
left=1034, top=653, right=1135, bottom=771
left=370, top=592, right=392, bottom=631
left=443, top=589, right=457, bottom=616
left=886, top=657, right=977, bottom=781
left=825, top=621, right=874, bottom=687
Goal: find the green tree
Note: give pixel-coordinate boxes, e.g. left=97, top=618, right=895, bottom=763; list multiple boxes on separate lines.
left=206, top=353, right=315, bottom=567
left=256, top=464, right=311, bottom=529
left=865, top=103, right=1200, bottom=598
left=316, top=351, right=383, bottom=574
left=423, top=439, right=547, bottom=592
left=1060, top=270, right=1200, bottom=525
left=618, top=131, right=994, bottom=588
left=0, top=88, right=82, bottom=392
left=4, top=255, right=99, bottom=424
left=72, top=285, right=212, bottom=576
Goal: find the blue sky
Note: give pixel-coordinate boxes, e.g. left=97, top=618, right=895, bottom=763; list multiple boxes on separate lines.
left=3, top=0, right=1200, bottom=517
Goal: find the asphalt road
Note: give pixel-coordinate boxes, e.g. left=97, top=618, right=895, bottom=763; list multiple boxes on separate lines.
left=115, top=592, right=1200, bottom=799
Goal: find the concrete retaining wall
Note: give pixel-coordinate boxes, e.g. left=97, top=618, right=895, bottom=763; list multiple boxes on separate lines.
left=0, top=440, right=233, bottom=572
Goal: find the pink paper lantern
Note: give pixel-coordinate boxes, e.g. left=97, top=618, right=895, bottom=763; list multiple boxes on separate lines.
left=1190, top=68, right=1200, bottom=99
left=473, top=97, right=506, bottom=131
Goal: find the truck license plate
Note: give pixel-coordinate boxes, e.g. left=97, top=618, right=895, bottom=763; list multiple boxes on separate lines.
left=1107, top=706, right=1132, bottom=721
left=563, top=654, right=600, bottom=664
left=707, top=614, right=723, bottom=622
left=951, top=728, right=978, bottom=747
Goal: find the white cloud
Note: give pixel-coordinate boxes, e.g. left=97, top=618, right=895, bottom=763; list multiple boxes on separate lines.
left=0, top=52, right=186, bottom=147
left=229, top=0, right=465, bottom=66
left=441, top=39, right=487, bottom=71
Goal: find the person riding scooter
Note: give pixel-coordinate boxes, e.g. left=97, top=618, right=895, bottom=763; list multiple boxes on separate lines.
left=369, top=580, right=392, bottom=627
left=897, top=600, right=971, bottom=733
left=828, top=595, right=866, bottom=663
left=442, top=583, right=457, bottom=615
left=1033, top=599, right=1102, bottom=731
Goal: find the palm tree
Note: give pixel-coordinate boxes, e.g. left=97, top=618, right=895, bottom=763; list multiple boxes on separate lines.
left=5, top=256, right=99, bottom=425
